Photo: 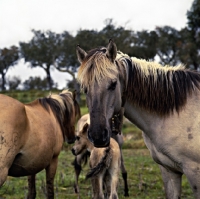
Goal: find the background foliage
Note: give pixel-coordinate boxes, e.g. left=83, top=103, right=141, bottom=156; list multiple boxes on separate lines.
left=0, top=0, right=200, bottom=92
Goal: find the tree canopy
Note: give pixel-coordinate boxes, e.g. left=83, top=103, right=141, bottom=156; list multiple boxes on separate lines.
left=0, top=46, right=19, bottom=91
left=20, top=30, right=63, bottom=90
left=1, top=0, right=199, bottom=91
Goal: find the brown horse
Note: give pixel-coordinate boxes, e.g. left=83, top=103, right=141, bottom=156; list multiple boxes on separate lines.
left=72, top=122, right=121, bottom=199
left=72, top=113, right=129, bottom=197
left=0, top=90, right=80, bottom=199
left=76, top=40, right=200, bottom=198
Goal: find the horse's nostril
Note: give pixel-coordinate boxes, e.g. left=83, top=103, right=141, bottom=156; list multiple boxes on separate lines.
left=88, top=130, right=94, bottom=143
left=71, top=148, right=76, bottom=155
left=67, top=138, right=75, bottom=144
left=102, top=128, right=109, bottom=142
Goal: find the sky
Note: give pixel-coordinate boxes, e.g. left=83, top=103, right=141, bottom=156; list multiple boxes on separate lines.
left=0, top=0, right=194, bottom=89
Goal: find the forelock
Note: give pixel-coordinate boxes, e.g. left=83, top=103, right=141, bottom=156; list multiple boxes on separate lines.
left=77, top=49, right=118, bottom=89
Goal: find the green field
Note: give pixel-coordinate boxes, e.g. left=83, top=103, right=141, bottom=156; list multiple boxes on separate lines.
left=0, top=90, right=194, bottom=198
left=0, top=148, right=193, bottom=199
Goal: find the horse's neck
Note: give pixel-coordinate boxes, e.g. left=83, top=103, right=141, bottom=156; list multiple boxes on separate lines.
left=124, top=100, right=163, bottom=134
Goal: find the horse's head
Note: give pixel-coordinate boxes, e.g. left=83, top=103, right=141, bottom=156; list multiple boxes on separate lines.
left=71, top=123, right=89, bottom=156
left=76, top=40, right=126, bottom=147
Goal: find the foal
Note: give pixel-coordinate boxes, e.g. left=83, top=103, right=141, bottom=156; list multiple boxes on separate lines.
left=72, top=122, right=121, bottom=199
left=72, top=113, right=129, bottom=197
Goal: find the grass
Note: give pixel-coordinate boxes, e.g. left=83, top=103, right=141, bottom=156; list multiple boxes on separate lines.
left=0, top=149, right=193, bottom=199
left=0, top=90, right=194, bottom=198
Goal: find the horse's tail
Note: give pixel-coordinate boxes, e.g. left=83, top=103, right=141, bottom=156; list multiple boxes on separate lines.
left=86, top=147, right=112, bottom=179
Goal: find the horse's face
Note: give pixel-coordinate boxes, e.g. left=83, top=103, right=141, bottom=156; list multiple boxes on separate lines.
left=85, top=76, right=122, bottom=147
left=77, top=40, right=124, bottom=147
left=71, top=123, right=89, bottom=155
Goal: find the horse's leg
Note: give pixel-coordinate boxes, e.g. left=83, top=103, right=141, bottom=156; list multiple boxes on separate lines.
left=107, top=170, right=119, bottom=199
left=27, top=175, right=36, bottom=199
left=91, top=175, right=104, bottom=199
left=183, top=163, right=200, bottom=199
left=112, top=134, right=129, bottom=197
left=104, top=172, right=111, bottom=198
left=72, top=154, right=82, bottom=194
left=45, top=157, right=58, bottom=199
left=159, top=165, right=182, bottom=199
left=120, top=150, right=129, bottom=197
left=0, top=167, right=9, bottom=187
left=104, top=173, right=119, bottom=199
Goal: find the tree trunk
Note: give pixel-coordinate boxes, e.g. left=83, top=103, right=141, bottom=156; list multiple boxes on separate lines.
left=46, top=67, right=52, bottom=90
left=1, top=73, right=6, bottom=91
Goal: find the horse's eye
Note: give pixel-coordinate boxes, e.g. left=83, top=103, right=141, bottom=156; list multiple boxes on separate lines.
left=102, top=49, right=106, bottom=53
left=84, top=88, right=88, bottom=94
left=76, top=136, right=80, bottom=141
left=108, top=81, right=117, bottom=90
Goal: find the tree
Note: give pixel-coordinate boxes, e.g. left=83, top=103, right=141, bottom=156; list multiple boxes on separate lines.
left=75, top=29, right=102, bottom=50
left=177, top=27, right=196, bottom=69
left=53, top=31, right=78, bottom=88
left=20, top=30, right=64, bottom=90
left=75, top=19, right=133, bottom=54
left=155, top=26, right=182, bottom=66
left=23, top=76, right=57, bottom=90
left=98, top=19, right=158, bottom=60
left=129, top=30, right=158, bottom=60
left=0, top=46, right=19, bottom=91
left=7, top=76, right=21, bottom=90
left=186, top=0, right=200, bottom=70
left=53, top=31, right=81, bottom=101
left=99, top=19, right=133, bottom=53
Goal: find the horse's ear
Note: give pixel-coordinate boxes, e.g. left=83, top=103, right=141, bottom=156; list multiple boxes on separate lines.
left=106, top=39, right=117, bottom=63
left=82, top=123, right=89, bottom=134
left=76, top=45, right=87, bottom=63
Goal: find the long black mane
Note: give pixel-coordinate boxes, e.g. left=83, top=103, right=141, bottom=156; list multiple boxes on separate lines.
left=120, top=54, right=200, bottom=115
left=38, top=90, right=77, bottom=140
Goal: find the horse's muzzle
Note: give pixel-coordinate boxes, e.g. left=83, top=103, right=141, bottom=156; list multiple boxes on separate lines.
left=71, top=148, right=76, bottom=156
left=88, top=128, right=110, bottom=148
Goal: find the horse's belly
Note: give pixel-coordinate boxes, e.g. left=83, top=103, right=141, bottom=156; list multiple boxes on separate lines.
left=8, top=163, right=41, bottom=177
left=8, top=152, right=53, bottom=177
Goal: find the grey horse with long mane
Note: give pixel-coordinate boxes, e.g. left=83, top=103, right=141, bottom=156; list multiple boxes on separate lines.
left=76, top=40, right=200, bottom=199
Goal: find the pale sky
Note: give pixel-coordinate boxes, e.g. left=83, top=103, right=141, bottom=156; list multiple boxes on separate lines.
left=0, top=0, right=194, bottom=89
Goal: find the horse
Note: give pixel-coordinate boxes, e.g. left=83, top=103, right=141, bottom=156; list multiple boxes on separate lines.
left=0, top=90, right=81, bottom=199
left=72, top=122, right=121, bottom=199
left=76, top=39, right=200, bottom=199
left=72, top=113, right=129, bottom=197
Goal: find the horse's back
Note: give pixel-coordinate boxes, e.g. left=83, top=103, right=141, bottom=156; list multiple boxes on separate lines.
left=0, top=94, right=25, bottom=114
left=0, top=94, right=27, bottom=139
left=0, top=94, right=27, bottom=131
